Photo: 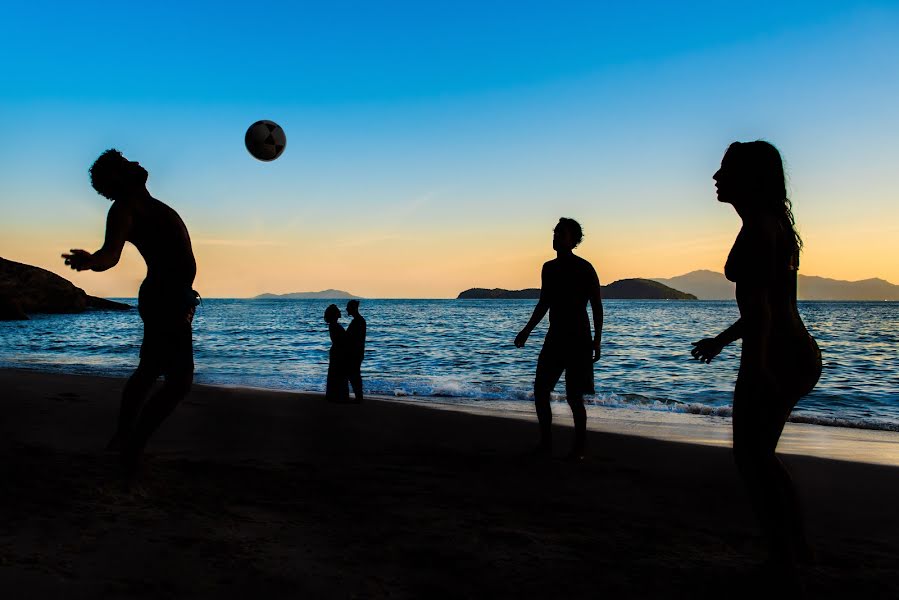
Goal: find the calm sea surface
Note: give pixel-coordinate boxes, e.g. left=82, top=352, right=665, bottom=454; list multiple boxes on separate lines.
left=1, top=300, right=897, bottom=432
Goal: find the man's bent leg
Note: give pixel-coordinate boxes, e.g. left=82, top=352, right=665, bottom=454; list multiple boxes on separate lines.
left=126, top=367, right=193, bottom=467
left=348, top=362, right=364, bottom=402
left=534, top=389, right=553, bottom=452
left=564, top=352, right=593, bottom=460
left=566, top=392, right=587, bottom=459
left=534, top=355, right=563, bottom=453
left=108, top=365, right=156, bottom=450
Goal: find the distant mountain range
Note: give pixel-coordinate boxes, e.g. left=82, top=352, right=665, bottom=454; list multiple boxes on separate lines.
left=458, top=279, right=696, bottom=300
left=651, top=270, right=899, bottom=301
left=254, top=289, right=361, bottom=300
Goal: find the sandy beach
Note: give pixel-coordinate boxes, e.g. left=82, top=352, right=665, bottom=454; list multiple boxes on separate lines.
left=1, top=368, right=897, bottom=599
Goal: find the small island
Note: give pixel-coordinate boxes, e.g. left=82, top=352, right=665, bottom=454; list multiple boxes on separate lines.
left=253, top=289, right=362, bottom=300
left=456, top=288, right=541, bottom=300
left=458, top=278, right=696, bottom=300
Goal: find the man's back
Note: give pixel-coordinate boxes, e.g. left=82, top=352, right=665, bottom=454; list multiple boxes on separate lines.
left=123, top=197, right=196, bottom=286
left=347, top=315, right=366, bottom=362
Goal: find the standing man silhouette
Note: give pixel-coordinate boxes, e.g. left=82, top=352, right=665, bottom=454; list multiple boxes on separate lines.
left=63, top=149, right=199, bottom=476
left=345, top=299, right=366, bottom=403
left=515, top=218, right=603, bottom=459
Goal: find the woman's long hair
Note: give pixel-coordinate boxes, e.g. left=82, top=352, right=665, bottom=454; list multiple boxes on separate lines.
left=726, top=140, right=802, bottom=253
left=324, top=304, right=340, bottom=323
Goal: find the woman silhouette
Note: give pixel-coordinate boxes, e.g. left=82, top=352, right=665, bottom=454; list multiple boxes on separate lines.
left=324, top=304, right=349, bottom=403
left=691, top=141, right=822, bottom=575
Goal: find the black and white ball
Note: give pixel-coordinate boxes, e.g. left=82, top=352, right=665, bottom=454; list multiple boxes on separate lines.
left=245, top=120, right=287, bottom=162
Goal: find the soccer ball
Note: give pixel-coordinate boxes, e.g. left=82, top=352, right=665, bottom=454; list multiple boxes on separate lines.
left=245, top=120, right=287, bottom=161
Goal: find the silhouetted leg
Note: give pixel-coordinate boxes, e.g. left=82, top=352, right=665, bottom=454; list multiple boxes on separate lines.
left=348, top=362, right=364, bottom=402
left=533, top=354, right=563, bottom=454
left=533, top=389, right=553, bottom=452
left=566, top=392, right=587, bottom=459
left=734, top=394, right=784, bottom=557
left=768, top=394, right=811, bottom=563
left=770, top=453, right=810, bottom=561
left=124, top=368, right=193, bottom=472
left=108, top=365, right=157, bottom=450
left=734, top=381, right=805, bottom=577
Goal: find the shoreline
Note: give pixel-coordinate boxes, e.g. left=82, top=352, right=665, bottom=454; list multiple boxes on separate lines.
left=390, top=395, right=899, bottom=468
left=5, top=354, right=898, bottom=434
left=5, top=365, right=898, bottom=467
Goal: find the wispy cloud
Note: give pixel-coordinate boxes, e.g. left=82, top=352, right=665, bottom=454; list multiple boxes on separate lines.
left=193, top=238, right=287, bottom=248
left=386, top=190, right=442, bottom=219
left=333, top=234, right=407, bottom=249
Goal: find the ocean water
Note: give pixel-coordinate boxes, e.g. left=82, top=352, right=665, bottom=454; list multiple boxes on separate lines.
left=1, top=299, right=897, bottom=432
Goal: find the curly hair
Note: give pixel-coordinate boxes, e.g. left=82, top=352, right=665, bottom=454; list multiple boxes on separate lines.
left=725, top=141, right=802, bottom=252
left=555, top=217, right=584, bottom=248
left=89, top=149, right=129, bottom=200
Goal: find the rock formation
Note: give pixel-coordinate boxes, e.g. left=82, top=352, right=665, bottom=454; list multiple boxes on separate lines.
left=458, top=279, right=695, bottom=300
left=0, top=257, right=131, bottom=320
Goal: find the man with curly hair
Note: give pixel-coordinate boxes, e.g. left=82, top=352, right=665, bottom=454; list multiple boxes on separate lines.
left=63, top=149, right=199, bottom=478
left=515, top=218, right=603, bottom=460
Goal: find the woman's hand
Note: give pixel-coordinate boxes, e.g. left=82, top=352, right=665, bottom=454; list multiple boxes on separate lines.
left=691, top=337, right=724, bottom=364
left=514, top=329, right=530, bottom=348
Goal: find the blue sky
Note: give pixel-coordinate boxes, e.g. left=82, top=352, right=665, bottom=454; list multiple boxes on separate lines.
left=1, top=1, right=898, bottom=297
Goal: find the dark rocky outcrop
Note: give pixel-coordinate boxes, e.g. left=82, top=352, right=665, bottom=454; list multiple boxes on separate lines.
left=601, top=278, right=697, bottom=300
left=0, top=257, right=131, bottom=320
left=457, top=288, right=541, bottom=299
left=458, top=279, right=695, bottom=300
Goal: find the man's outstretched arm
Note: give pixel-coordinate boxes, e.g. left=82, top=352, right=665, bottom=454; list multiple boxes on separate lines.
left=62, top=204, right=131, bottom=272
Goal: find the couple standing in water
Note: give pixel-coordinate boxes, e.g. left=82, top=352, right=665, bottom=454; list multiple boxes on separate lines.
left=66, top=140, right=821, bottom=575
left=324, top=300, right=367, bottom=403
left=515, top=140, right=821, bottom=578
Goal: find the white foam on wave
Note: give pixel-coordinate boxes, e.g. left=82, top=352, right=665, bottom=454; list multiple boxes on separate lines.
left=4, top=359, right=897, bottom=433
left=369, top=377, right=899, bottom=433
left=788, top=413, right=899, bottom=432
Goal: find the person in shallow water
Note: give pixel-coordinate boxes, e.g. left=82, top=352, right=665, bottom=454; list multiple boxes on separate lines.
left=691, top=140, right=822, bottom=582
left=324, top=304, right=350, bottom=403
left=63, top=149, right=200, bottom=478
left=515, top=218, right=603, bottom=460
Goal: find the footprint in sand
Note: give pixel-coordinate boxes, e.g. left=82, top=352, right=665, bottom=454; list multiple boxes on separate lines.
left=46, top=392, right=86, bottom=403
